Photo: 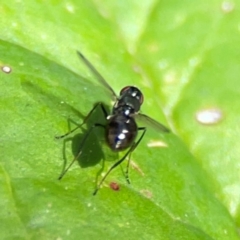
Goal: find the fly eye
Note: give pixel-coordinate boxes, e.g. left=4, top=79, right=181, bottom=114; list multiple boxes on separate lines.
left=139, top=94, right=144, bottom=105
left=120, top=86, right=144, bottom=105
left=120, top=86, right=130, bottom=95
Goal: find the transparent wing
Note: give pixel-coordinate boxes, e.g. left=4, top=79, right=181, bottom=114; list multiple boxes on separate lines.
left=77, top=51, right=117, bottom=99
left=77, top=50, right=170, bottom=134
left=136, top=113, right=170, bottom=133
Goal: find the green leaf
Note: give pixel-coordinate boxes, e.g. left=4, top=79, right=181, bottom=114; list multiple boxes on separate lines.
left=0, top=1, right=239, bottom=239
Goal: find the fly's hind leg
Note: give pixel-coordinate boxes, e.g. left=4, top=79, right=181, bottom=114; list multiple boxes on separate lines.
left=93, top=127, right=146, bottom=195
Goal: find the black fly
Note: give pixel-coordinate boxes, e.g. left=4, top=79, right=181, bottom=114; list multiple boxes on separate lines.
left=56, top=51, right=170, bottom=195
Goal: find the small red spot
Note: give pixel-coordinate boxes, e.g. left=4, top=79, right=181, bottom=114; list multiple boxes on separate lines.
left=110, top=182, right=120, bottom=191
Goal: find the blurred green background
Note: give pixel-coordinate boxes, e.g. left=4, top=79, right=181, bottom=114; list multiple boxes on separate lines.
left=0, top=1, right=239, bottom=239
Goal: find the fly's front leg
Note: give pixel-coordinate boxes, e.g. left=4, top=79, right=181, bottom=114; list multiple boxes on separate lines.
left=55, top=102, right=108, bottom=139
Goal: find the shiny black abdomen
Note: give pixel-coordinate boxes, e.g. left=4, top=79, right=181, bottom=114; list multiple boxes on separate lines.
left=106, top=115, right=138, bottom=151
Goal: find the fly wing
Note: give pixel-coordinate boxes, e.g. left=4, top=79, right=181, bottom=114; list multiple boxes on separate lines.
left=136, top=113, right=170, bottom=133
left=77, top=51, right=117, bottom=99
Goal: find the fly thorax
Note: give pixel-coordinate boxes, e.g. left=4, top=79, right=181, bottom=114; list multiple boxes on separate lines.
left=123, top=104, right=135, bottom=116
left=113, top=104, right=135, bottom=116
left=122, top=96, right=141, bottom=112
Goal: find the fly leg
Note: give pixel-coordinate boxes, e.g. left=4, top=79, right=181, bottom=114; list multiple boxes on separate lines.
left=55, top=102, right=107, bottom=139
left=57, top=102, right=108, bottom=180
left=93, top=127, right=146, bottom=195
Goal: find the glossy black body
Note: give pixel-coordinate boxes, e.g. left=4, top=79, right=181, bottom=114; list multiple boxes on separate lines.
left=56, top=51, right=170, bottom=195
left=106, top=86, right=142, bottom=151
left=106, top=110, right=138, bottom=151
